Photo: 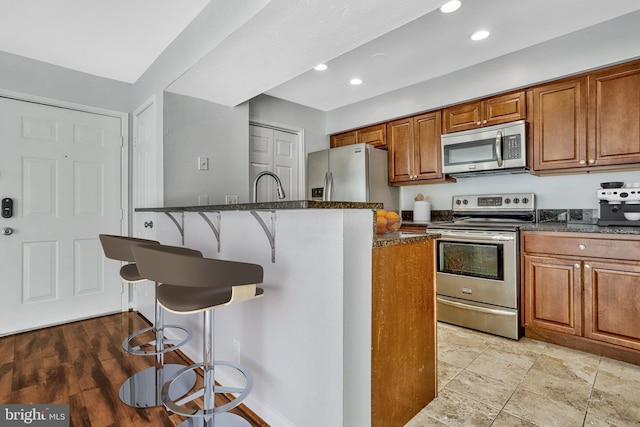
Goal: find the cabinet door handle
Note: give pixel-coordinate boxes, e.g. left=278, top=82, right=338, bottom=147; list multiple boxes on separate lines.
left=574, top=263, right=580, bottom=269
left=589, top=159, right=595, bottom=164
left=585, top=264, right=591, bottom=269
left=578, top=244, right=586, bottom=250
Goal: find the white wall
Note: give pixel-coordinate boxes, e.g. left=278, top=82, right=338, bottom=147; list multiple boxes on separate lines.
left=163, top=92, right=250, bottom=205
left=249, top=94, right=327, bottom=154
left=154, top=208, right=374, bottom=427
left=403, top=170, right=640, bottom=211
left=0, top=50, right=131, bottom=112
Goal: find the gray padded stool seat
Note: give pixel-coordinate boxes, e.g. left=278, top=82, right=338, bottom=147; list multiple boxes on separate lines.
left=99, top=234, right=197, bottom=408
left=132, top=244, right=264, bottom=427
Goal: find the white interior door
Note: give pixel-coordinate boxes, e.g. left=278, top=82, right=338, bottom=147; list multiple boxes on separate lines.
left=249, top=124, right=299, bottom=202
left=0, top=97, right=125, bottom=335
left=132, top=97, right=158, bottom=241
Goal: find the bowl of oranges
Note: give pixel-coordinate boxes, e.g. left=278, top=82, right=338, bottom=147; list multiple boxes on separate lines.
left=376, top=210, right=401, bottom=234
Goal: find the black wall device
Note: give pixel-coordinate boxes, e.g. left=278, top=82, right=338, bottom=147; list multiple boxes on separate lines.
left=2, top=198, right=13, bottom=218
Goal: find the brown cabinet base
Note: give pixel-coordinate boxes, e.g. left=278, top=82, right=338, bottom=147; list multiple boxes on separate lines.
left=525, top=327, right=640, bottom=366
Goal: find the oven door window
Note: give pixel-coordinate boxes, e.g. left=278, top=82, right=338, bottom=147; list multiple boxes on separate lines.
left=438, top=240, right=504, bottom=280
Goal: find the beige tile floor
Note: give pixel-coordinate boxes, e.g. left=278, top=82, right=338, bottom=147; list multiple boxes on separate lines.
left=406, top=322, right=640, bottom=427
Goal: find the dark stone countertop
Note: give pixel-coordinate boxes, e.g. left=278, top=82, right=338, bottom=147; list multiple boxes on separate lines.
left=135, top=200, right=382, bottom=212
left=373, top=231, right=440, bottom=248
left=520, top=222, right=640, bottom=235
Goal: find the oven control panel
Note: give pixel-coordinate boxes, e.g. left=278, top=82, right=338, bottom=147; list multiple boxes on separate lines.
left=452, top=193, right=535, bottom=212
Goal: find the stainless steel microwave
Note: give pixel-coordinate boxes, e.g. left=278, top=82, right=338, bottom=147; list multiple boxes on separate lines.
left=441, top=120, right=527, bottom=177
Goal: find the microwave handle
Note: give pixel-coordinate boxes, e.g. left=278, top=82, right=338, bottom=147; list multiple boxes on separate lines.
left=495, top=131, right=503, bottom=167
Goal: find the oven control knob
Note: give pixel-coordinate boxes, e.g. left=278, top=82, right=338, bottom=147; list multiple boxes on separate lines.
left=455, top=199, right=462, bottom=205
left=522, top=197, right=529, bottom=204
left=504, top=198, right=511, bottom=204
left=513, top=198, right=520, bottom=204
left=462, top=199, right=468, bottom=205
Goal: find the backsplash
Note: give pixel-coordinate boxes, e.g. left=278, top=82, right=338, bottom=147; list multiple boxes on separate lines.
left=402, top=209, right=598, bottom=224
left=537, top=209, right=599, bottom=224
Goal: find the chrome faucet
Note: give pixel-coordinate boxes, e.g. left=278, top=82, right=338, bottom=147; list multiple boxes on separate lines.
left=252, top=171, right=286, bottom=203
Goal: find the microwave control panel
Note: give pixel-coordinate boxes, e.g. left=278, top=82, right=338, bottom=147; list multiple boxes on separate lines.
left=503, top=135, right=521, bottom=160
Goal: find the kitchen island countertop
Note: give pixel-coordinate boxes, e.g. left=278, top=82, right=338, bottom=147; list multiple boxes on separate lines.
left=135, top=200, right=382, bottom=212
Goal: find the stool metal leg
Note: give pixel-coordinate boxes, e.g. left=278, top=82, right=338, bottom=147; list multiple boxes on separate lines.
left=164, top=310, right=252, bottom=426
left=119, top=282, right=196, bottom=408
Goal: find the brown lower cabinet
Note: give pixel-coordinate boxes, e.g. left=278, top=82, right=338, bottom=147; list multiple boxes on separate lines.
left=372, top=239, right=437, bottom=427
left=522, top=231, right=640, bottom=364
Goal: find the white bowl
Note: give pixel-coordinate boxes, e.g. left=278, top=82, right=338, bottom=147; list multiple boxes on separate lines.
left=624, top=212, right=640, bottom=221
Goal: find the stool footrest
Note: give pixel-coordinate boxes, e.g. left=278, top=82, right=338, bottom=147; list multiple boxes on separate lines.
left=122, top=324, right=192, bottom=356
left=162, top=360, right=253, bottom=418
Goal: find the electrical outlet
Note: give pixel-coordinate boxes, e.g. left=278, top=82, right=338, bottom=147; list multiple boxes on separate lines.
left=233, top=339, right=241, bottom=365
left=198, top=195, right=209, bottom=205
left=225, top=195, right=238, bottom=204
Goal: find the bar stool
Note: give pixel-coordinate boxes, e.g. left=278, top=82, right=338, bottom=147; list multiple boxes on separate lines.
left=99, top=234, right=197, bottom=408
left=131, top=243, right=264, bottom=427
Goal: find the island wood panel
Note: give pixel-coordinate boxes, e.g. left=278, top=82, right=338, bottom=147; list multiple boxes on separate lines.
left=372, top=239, right=437, bottom=427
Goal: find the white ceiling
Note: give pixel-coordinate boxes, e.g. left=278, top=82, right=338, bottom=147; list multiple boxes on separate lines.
left=2, top=1, right=640, bottom=111
left=0, top=0, right=210, bottom=83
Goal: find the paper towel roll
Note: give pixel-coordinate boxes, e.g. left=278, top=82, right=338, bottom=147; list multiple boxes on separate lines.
left=413, top=201, right=431, bottom=222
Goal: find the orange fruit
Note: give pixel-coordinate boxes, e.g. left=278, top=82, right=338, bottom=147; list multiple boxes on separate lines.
left=386, top=221, right=400, bottom=232
left=385, top=211, right=400, bottom=225
left=376, top=209, right=387, bottom=217
left=376, top=216, right=388, bottom=234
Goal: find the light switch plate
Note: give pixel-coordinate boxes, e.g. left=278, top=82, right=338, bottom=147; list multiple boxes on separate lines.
left=225, top=195, right=238, bottom=204
left=197, top=156, right=209, bottom=170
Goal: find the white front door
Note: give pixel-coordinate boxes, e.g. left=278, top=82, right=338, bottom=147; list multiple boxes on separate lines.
left=0, top=97, right=125, bottom=335
left=249, top=124, right=300, bottom=202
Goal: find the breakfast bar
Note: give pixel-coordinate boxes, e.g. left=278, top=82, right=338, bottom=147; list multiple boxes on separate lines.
left=136, top=201, right=439, bottom=427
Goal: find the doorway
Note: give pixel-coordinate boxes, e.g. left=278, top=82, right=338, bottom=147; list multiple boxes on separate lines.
left=0, top=95, right=127, bottom=335
left=249, top=123, right=304, bottom=202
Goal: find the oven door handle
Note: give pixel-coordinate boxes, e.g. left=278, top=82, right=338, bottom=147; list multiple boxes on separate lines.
left=436, top=232, right=515, bottom=241
left=437, top=297, right=516, bottom=317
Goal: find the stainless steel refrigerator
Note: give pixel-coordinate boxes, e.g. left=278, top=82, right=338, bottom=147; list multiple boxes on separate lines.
left=307, top=143, right=399, bottom=210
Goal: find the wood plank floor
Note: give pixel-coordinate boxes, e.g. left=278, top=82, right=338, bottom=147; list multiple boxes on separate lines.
left=0, top=312, right=267, bottom=427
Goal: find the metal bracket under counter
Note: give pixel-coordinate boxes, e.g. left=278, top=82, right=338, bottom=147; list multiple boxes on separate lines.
left=250, top=210, right=277, bottom=263
left=164, top=212, right=185, bottom=245
left=197, top=212, right=221, bottom=252
left=163, top=211, right=222, bottom=252
left=163, top=209, right=275, bottom=262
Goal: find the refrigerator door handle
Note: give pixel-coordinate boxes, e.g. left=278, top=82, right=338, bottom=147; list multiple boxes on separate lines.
left=322, top=172, right=329, bottom=201
left=327, top=172, right=333, bottom=201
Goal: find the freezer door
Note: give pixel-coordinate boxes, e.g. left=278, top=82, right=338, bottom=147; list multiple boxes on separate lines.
left=307, top=149, right=329, bottom=200
left=329, top=144, right=367, bottom=202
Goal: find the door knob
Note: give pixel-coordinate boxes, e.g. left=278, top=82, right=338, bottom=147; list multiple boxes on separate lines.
left=144, top=221, right=154, bottom=229
left=2, top=227, right=14, bottom=235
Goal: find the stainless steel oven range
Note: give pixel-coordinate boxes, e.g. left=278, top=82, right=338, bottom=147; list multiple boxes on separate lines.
left=429, top=193, right=535, bottom=340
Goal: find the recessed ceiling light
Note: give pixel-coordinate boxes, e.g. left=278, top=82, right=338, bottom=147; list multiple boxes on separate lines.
left=314, top=64, right=328, bottom=71
left=470, top=30, right=490, bottom=41
left=440, top=0, right=461, bottom=13
left=350, top=78, right=363, bottom=85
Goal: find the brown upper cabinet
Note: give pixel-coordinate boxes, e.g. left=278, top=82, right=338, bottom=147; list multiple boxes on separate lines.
left=529, top=77, right=588, bottom=171
left=330, top=130, right=357, bottom=148
left=330, top=123, right=387, bottom=149
left=529, top=59, right=640, bottom=173
left=387, top=111, right=444, bottom=184
left=442, top=91, right=526, bottom=134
